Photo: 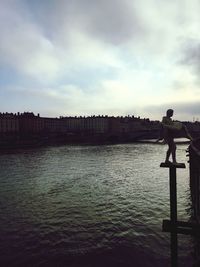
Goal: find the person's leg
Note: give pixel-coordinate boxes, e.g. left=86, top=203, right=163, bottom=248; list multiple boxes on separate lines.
left=165, top=147, right=171, bottom=163
left=171, top=142, right=177, bottom=163
left=165, top=141, right=172, bottom=163
left=165, top=140, right=176, bottom=163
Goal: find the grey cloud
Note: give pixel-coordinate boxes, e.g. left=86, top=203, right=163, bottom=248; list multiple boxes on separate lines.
left=72, top=0, right=144, bottom=45
left=24, top=0, right=144, bottom=45
left=179, top=39, right=200, bottom=75
left=175, top=101, right=200, bottom=115
left=144, top=101, right=200, bottom=121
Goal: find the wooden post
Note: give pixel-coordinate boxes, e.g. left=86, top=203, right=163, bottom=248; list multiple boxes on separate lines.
left=160, top=162, right=186, bottom=267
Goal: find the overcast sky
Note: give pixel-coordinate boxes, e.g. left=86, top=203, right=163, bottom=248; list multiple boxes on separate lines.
left=0, top=0, right=200, bottom=120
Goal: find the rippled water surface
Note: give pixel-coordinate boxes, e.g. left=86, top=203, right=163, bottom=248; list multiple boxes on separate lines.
left=0, top=143, right=197, bottom=266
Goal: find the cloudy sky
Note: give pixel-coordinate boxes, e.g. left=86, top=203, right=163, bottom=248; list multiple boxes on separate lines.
left=0, top=0, right=200, bottom=120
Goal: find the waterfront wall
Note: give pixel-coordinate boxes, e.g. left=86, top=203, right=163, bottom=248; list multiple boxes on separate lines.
left=1, top=112, right=200, bottom=146
left=0, top=112, right=160, bottom=138
left=189, top=138, right=200, bottom=223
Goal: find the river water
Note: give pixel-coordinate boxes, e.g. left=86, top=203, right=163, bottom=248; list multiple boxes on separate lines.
left=0, top=143, right=198, bottom=266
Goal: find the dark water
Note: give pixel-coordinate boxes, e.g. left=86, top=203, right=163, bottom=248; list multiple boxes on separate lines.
left=0, top=143, right=197, bottom=266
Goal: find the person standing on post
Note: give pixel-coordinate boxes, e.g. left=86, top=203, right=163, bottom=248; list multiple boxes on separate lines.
left=161, top=109, right=193, bottom=164
left=162, top=109, right=178, bottom=164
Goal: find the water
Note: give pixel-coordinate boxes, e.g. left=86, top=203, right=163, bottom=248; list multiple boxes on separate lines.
left=0, top=143, right=197, bottom=266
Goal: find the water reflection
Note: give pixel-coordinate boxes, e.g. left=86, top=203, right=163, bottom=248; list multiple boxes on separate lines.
left=0, top=143, right=196, bottom=266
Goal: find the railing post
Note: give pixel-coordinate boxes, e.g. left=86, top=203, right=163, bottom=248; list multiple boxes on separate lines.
left=160, top=162, right=186, bottom=267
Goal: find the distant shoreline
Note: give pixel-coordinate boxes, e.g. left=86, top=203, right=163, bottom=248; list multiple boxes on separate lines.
left=0, top=138, right=191, bottom=151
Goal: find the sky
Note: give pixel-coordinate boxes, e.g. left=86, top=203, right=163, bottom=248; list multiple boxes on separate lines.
left=0, top=0, right=200, bottom=121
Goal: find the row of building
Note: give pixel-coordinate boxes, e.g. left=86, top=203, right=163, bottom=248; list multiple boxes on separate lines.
left=0, top=112, right=160, bottom=136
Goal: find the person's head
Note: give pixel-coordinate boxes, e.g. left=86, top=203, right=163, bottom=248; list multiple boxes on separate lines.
left=166, top=109, right=174, bottom=117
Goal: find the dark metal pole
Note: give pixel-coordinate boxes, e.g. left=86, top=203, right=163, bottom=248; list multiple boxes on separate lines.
left=169, top=166, right=178, bottom=267
left=169, top=166, right=177, bottom=224
left=161, top=162, right=186, bottom=267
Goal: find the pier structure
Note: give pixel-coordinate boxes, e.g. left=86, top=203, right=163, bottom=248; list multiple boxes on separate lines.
left=189, top=138, right=200, bottom=223
left=160, top=161, right=200, bottom=266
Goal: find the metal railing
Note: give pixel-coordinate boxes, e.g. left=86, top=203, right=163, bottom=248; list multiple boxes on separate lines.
left=189, top=138, right=200, bottom=223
